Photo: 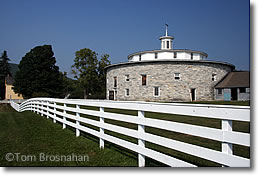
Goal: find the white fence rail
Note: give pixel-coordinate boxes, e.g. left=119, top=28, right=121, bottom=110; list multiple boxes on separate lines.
left=10, top=98, right=250, bottom=167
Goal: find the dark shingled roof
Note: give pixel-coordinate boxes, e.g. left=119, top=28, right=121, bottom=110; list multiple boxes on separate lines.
left=215, top=71, right=250, bottom=88
left=5, top=74, right=14, bottom=85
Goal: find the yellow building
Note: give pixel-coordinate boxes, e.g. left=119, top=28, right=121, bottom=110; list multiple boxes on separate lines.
left=5, top=74, right=23, bottom=100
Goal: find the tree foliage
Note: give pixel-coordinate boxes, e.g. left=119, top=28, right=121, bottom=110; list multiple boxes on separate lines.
left=97, top=54, right=111, bottom=97
left=13, top=45, right=65, bottom=98
left=0, top=50, right=10, bottom=99
left=71, top=48, right=111, bottom=99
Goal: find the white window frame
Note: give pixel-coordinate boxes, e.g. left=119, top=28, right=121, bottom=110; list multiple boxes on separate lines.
left=125, top=88, right=130, bottom=97
left=114, top=77, right=117, bottom=88
left=153, top=87, right=160, bottom=97
left=212, top=74, right=217, bottom=81
left=125, top=75, right=130, bottom=82
left=217, top=88, right=223, bottom=95
left=141, top=74, right=147, bottom=86
left=190, top=88, right=196, bottom=101
left=174, top=73, right=180, bottom=80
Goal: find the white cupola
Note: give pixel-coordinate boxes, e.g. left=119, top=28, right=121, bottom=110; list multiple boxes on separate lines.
left=159, top=24, right=174, bottom=50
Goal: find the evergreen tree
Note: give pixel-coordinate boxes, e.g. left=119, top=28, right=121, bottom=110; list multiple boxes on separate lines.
left=13, top=45, right=65, bottom=98
left=0, top=50, right=10, bottom=99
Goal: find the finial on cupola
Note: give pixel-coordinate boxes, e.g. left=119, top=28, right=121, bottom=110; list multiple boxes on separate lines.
left=159, top=23, right=174, bottom=50
left=165, top=23, right=168, bottom=36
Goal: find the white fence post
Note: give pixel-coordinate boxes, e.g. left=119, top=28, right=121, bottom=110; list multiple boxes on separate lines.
left=36, top=100, right=39, bottom=114
left=34, top=100, right=36, bottom=113
left=53, top=102, right=56, bottom=123
left=76, top=105, right=80, bottom=137
left=46, top=101, right=49, bottom=119
left=63, top=103, right=67, bottom=129
left=33, top=102, right=35, bottom=113
left=10, top=99, right=250, bottom=167
left=99, top=107, right=105, bottom=149
left=30, top=101, right=32, bottom=112
left=138, top=110, right=145, bottom=167
left=222, top=120, right=233, bottom=167
left=41, top=101, right=43, bottom=116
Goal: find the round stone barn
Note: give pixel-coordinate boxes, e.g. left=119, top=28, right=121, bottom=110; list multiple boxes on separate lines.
left=105, top=27, right=235, bottom=102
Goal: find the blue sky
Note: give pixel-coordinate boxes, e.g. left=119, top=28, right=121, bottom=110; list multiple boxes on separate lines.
left=0, top=0, right=249, bottom=77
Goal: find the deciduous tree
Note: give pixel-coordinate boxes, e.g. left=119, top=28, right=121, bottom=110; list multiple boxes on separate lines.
left=71, top=49, right=111, bottom=99
left=97, top=54, right=111, bottom=98
left=71, top=48, right=99, bottom=99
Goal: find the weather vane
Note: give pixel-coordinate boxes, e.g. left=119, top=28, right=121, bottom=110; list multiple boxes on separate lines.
left=165, top=23, right=168, bottom=36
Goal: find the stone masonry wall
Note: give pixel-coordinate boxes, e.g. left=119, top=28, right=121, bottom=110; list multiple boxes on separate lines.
left=106, top=61, right=232, bottom=102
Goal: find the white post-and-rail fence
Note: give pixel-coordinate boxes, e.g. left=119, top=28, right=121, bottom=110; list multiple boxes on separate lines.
left=10, top=98, right=250, bottom=167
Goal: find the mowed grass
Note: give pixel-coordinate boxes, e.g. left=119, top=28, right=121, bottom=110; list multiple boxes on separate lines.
left=0, top=100, right=250, bottom=167
left=0, top=104, right=137, bottom=166
left=103, top=106, right=250, bottom=167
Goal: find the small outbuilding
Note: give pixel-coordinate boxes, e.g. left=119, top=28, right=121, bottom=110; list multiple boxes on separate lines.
left=214, top=71, right=250, bottom=101
left=5, top=74, right=23, bottom=100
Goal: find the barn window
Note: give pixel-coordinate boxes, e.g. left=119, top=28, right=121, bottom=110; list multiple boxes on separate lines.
left=174, top=73, right=180, bottom=80
left=141, top=75, right=147, bottom=86
left=174, top=52, right=177, bottom=58
left=125, top=75, right=129, bottom=82
left=153, top=87, right=160, bottom=97
left=212, top=74, right=217, bottom=81
left=217, top=88, right=223, bottom=95
left=114, top=77, right=117, bottom=88
left=155, top=52, right=158, bottom=59
left=125, top=88, right=130, bottom=96
left=239, top=87, right=246, bottom=93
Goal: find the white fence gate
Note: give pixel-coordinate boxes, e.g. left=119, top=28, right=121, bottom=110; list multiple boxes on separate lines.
left=10, top=98, right=250, bottom=167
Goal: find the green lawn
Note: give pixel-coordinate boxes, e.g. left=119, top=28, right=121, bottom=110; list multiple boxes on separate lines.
left=0, top=101, right=250, bottom=167
left=103, top=106, right=250, bottom=167
left=0, top=105, right=137, bottom=166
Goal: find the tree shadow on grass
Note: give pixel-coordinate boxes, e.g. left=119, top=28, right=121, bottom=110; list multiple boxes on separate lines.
left=79, top=132, right=166, bottom=167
